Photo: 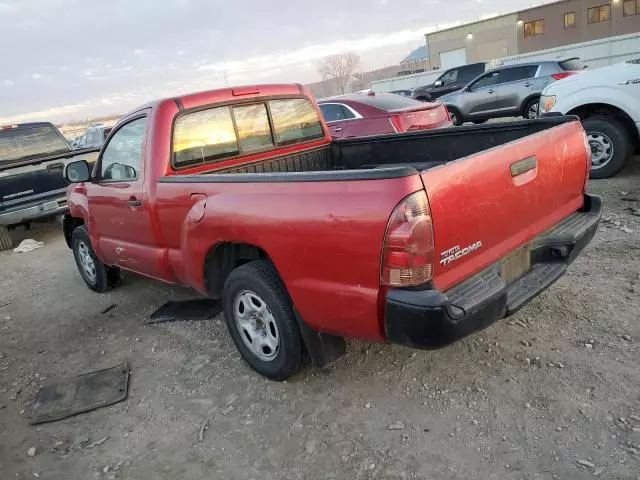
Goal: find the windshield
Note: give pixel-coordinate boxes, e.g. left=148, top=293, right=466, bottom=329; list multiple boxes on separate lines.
left=354, top=94, right=426, bottom=111
left=0, top=124, right=69, bottom=166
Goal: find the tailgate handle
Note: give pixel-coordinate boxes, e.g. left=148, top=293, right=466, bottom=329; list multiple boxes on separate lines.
left=47, top=162, right=64, bottom=173
left=511, top=157, right=537, bottom=177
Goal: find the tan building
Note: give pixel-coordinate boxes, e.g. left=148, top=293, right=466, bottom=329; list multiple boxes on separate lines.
left=518, top=0, right=640, bottom=54
left=425, top=14, right=519, bottom=69
left=425, top=0, right=640, bottom=68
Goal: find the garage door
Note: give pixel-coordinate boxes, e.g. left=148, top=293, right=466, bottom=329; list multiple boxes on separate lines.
left=439, top=48, right=467, bottom=70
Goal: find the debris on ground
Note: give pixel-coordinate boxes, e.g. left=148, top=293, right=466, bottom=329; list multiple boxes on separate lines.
left=626, top=207, right=640, bottom=217
left=13, top=239, right=45, bottom=254
left=145, top=299, right=222, bottom=325
left=27, top=447, right=37, bottom=457
left=198, top=419, right=209, bottom=442
left=387, top=421, right=405, bottom=430
left=576, top=459, right=595, bottom=469
left=86, top=437, right=109, bottom=449
left=101, top=304, right=117, bottom=315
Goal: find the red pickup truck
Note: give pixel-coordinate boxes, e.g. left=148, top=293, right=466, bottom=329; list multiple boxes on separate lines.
left=62, top=84, right=601, bottom=380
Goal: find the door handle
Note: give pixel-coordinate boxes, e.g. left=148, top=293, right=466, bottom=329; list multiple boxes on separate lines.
left=511, top=157, right=537, bottom=177
left=523, top=82, right=533, bottom=87
left=128, top=198, right=142, bottom=208
left=488, top=89, right=495, bottom=94
left=332, top=127, right=344, bottom=132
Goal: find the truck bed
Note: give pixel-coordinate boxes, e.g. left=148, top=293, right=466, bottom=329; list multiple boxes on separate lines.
left=161, top=116, right=575, bottom=182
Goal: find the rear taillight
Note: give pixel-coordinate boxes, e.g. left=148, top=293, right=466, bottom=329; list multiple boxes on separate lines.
left=552, top=71, right=577, bottom=81
left=389, top=115, right=403, bottom=133
left=382, top=191, right=434, bottom=287
left=582, top=130, right=592, bottom=190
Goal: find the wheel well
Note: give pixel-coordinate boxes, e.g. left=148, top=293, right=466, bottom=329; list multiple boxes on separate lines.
left=204, top=242, right=270, bottom=298
left=63, top=215, right=85, bottom=248
left=567, top=103, right=639, bottom=148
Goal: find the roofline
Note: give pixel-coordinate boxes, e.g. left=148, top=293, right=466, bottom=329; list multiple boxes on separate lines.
left=425, top=0, right=566, bottom=37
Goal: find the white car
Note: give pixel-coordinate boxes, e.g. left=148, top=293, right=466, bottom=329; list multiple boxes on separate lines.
left=540, top=59, right=640, bottom=178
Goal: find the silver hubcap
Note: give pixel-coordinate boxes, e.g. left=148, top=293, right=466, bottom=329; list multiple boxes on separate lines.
left=528, top=103, right=539, bottom=119
left=77, top=241, right=96, bottom=283
left=588, top=132, right=614, bottom=169
left=234, top=291, right=279, bottom=362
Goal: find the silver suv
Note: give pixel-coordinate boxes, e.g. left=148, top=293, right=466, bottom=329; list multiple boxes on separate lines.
left=440, top=58, right=582, bottom=125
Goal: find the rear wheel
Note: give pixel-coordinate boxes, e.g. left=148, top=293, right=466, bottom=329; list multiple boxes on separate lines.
left=448, top=107, right=463, bottom=126
left=523, top=98, right=540, bottom=119
left=222, top=260, right=303, bottom=381
left=0, top=226, right=13, bottom=251
left=583, top=116, right=631, bottom=179
left=71, top=226, right=120, bottom=292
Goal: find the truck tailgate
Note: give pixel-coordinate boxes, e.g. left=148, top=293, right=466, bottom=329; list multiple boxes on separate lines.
left=422, top=120, right=589, bottom=291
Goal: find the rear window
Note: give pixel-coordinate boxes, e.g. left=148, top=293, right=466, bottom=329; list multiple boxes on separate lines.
left=0, top=124, right=69, bottom=166
left=353, top=94, right=425, bottom=111
left=172, top=97, right=324, bottom=169
left=559, top=58, right=583, bottom=71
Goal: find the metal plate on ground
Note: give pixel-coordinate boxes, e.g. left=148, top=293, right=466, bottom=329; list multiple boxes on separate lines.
left=29, top=362, right=129, bottom=424
left=145, top=299, right=222, bottom=325
left=501, top=243, right=531, bottom=283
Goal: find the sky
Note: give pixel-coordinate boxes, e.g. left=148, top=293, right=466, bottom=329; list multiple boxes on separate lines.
left=0, top=0, right=546, bottom=124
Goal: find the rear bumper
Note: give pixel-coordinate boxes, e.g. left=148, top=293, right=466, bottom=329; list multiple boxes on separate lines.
left=384, top=194, right=602, bottom=349
left=0, top=197, right=68, bottom=226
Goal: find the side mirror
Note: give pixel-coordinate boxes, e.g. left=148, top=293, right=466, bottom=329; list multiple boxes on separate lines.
left=64, top=160, right=90, bottom=183
left=434, top=80, right=443, bottom=87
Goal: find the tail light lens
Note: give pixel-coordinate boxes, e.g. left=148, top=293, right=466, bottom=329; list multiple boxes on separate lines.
left=381, top=191, right=434, bottom=287
left=389, top=115, right=403, bottom=133
left=552, top=71, right=577, bottom=81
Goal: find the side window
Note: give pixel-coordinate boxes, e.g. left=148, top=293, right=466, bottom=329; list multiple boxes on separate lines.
left=460, top=66, right=480, bottom=82
left=100, top=117, right=147, bottom=181
left=232, top=104, right=274, bottom=154
left=319, top=103, right=355, bottom=122
left=500, top=65, right=539, bottom=83
left=268, top=98, right=325, bottom=146
left=173, top=107, right=238, bottom=168
left=470, top=71, right=500, bottom=89
left=440, top=69, right=459, bottom=85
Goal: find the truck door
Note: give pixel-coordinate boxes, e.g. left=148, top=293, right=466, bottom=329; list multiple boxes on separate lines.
left=85, top=114, right=169, bottom=281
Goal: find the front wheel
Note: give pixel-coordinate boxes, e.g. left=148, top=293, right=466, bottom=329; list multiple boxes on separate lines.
left=222, top=260, right=303, bottom=381
left=71, top=226, right=120, bottom=292
left=0, top=226, right=13, bottom=252
left=583, top=116, right=631, bottom=179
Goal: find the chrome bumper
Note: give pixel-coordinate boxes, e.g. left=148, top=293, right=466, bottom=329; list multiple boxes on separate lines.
left=0, top=197, right=68, bottom=226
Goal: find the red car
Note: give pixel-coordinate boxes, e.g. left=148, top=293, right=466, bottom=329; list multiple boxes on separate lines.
left=318, top=92, right=452, bottom=138
left=62, top=83, right=599, bottom=380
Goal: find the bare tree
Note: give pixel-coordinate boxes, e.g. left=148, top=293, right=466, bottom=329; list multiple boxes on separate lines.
left=318, top=52, right=361, bottom=95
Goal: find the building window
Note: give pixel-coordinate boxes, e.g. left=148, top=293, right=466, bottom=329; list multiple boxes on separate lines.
left=588, top=4, right=610, bottom=23
left=523, top=19, right=544, bottom=37
left=564, top=12, right=576, bottom=28
left=623, top=0, right=639, bottom=16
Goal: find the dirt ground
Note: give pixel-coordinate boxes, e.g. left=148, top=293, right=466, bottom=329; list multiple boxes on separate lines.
left=1, top=161, right=639, bottom=480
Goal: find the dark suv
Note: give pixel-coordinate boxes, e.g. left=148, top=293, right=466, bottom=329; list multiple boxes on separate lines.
left=412, top=63, right=486, bottom=102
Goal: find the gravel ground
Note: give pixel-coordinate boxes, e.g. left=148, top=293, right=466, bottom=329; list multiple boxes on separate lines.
left=1, top=160, right=639, bottom=480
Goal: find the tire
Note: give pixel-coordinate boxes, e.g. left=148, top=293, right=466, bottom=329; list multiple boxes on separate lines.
left=447, top=107, right=463, bottom=126
left=583, top=116, right=631, bottom=179
left=71, top=226, right=120, bottom=292
left=0, top=226, right=13, bottom=251
left=523, top=97, right=540, bottom=119
left=222, top=260, right=303, bottom=381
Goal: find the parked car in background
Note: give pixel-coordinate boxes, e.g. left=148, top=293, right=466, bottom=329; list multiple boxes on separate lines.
left=317, top=92, right=451, bottom=138
left=412, top=63, right=486, bottom=102
left=71, top=124, right=112, bottom=150
left=540, top=58, right=640, bottom=178
left=62, top=83, right=599, bottom=380
left=0, top=122, right=99, bottom=250
left=441, top=58, right=583, bottom=126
